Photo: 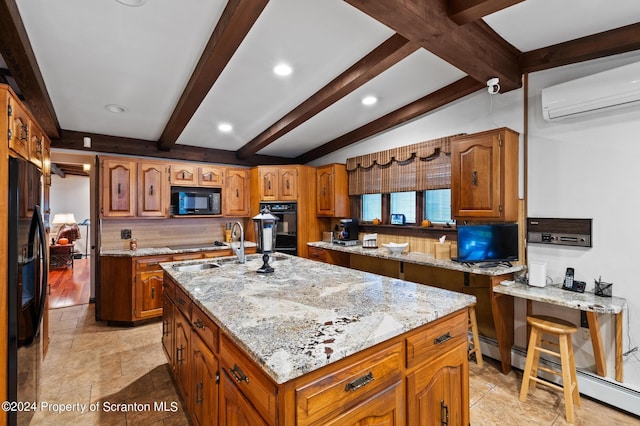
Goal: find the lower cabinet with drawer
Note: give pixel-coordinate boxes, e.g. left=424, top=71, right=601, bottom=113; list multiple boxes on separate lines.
left=163, top=272, right=469, bottom=425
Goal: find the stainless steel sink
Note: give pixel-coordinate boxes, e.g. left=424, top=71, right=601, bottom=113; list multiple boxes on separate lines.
left=172, top=262, right=220, bottom=272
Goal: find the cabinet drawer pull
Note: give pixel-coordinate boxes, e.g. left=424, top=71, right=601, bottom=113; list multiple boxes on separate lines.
left=434, top=332, right=452, bottom=345
left=147, top=261, right=159, bottom=267
left=194, top=318, right=205, bottom=329
left=177, top=297, right=186, bottom=305
left=229, top=364, right=249, bottom=384
left=344, top=372, right=374, bottom=392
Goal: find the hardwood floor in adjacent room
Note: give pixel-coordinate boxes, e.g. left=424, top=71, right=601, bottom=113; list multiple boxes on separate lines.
left=32, top=304, right=639, bottom=425
left=48, top=257, right=91, bottom=309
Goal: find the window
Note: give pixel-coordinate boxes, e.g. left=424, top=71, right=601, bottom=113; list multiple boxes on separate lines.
left=390, top=192, right=416, bottom=223
left=361, top=194, right=382, bottom=222
left=425, top=189, right=452, bottom=223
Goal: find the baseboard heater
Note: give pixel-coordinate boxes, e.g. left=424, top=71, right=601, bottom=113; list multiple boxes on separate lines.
left=477, top=336, right=640, bottom=417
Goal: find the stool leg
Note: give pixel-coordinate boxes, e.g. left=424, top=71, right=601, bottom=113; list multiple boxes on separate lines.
left=520, top=327, right=540, bottom=402
left=568, top=335, right=581, bottom=407
left=559, top=334, right=575, bottom=423
left=469, top=306, right=483, bottom=367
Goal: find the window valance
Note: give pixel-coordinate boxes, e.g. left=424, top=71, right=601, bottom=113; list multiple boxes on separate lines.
left=346, top=135, right=459, bottom=195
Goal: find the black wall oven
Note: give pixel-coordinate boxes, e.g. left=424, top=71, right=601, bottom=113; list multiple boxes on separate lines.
left=259, top=202, right=297, bottom=256
left=8, top=157, right=48, bottom=426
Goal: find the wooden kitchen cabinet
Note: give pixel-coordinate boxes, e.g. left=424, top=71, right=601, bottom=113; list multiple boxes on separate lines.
left=137, top=161, right=169, bottom=218
left=134, top=255, right=171, bottom=320
left=191, top=331, right=219, bottom=426
left=175, top=308, right=192, bottom=403
left=170, top=163, right=198, bottom=186
left=28, top=124, right=44, bottom=169
left=320, top=383, right=404, bottom=426
left=100, top=157, right=137, bottom=217
left=162, top=291, right=175, bottom=367
left=7, top=93, right=30, bottom=160
left=258, top=166, right=298, bottom=201
left=316, top=164, right=349, bottom=217
left=199, top=165, right=224, bottom=187
left=407, top=341, right=468, bottom=426
left=219, top=369, right=268, bottom=426
left=451, top=128, right=519, bottom=221
left=224, top=168, right=250, bottom=217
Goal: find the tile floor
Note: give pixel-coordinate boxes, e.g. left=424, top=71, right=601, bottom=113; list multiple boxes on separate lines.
left=31, top=303, right=639, bottom=425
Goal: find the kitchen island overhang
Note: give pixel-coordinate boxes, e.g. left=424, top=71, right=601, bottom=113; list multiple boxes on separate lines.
left=161, top=253, right=476, bottom=425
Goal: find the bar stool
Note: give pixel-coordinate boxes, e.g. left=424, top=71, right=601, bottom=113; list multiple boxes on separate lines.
left=468, top=304, right=483, bottom=367
left=520, top=315, right=580, bottom=423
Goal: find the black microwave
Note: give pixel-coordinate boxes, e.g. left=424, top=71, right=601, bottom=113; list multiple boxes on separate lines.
left=171, top=187, right=221, bottom=216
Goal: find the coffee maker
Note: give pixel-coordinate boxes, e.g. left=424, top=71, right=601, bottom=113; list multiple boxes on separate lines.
left=334, top=218, right=359, bottom=246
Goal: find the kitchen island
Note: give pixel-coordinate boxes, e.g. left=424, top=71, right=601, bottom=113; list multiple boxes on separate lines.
left=161, top=253, right=476, bottom=425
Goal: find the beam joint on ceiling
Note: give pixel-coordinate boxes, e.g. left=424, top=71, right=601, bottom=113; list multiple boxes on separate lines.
left=344, top=0, right=522, bottom=92
left=447, top=0, right=524, bottom=25
left=157, top=0, right=269, bottom=152
left=235, top=34, right=419, bottom=160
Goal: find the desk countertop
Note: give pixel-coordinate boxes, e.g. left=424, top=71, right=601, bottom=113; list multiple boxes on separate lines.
left=493, top=282, right=627, bottom=314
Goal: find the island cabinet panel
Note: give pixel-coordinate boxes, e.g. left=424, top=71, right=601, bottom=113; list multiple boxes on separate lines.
left=191, top=332, right=219, bottom=426
left=295, top=341, right=403, bottom=426
left=451, top=128, right=519, bottom=221
left=406, top=341, right=468, bottom=426
left=220, top=334, right=278, bottom=425
left=175, top=308, right=191, bottom=403
left=191, top=304, right=219, bottom=354
left=405, top=310, right=467, bottom=369
left=220, top=369, right=269, bottom=426
left=98, top=256, right=133, bottom=322
left=161, top=292, right=175, bottom=368
left=319, top=383, right=404, bottom=426
left=134, top=255, right=172, bottom=320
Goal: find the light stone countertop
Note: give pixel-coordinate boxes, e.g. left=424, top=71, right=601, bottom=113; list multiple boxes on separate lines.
left=101, top=241, right=257, bottom=257
left=494, top=282, right=627, bottom=314
left=161, top=253, right=476, bottom=384
left=308, top=241, right=526, bottom=276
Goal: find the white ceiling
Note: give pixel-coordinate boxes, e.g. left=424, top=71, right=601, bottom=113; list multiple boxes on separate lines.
left=9, top=0, right=640, bottom=160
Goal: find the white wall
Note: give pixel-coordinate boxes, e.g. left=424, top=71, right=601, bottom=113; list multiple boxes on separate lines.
left=50, top=174, right=91, bottom=256
left=311, top=51, right=640, bottom=397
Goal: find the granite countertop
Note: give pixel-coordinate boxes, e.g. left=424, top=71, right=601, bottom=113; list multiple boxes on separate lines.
left=161, top=253, right=476, bottom=384
left=494, top=282, right=627, bottom=314
left=308, top=241, right=526, bottom=276
left=101, top=241, right=257, bottom=257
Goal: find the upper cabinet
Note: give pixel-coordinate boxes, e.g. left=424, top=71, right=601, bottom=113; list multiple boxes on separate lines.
left=100, top=157, right=137, bottom=218
left=316, top=164, right=349, bottom=217
left=451, top=128, right=519, bottom=222
left=137, top=161, right=169, bottom=218
left=224, top=168, right=250, bottom=217
left=170, top=164, right=197, bottom=186
left=199, top=165, right=224, bottom=187
left=258, top=166, right=298, bottom=201
left=7, top=94, right=30, bottom=160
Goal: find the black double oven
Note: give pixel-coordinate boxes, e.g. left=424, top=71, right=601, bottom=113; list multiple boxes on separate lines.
left=259, top=202, right=298, bottom=256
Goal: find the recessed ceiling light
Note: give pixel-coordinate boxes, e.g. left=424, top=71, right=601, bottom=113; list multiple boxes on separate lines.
left=105, top=104, right=127, bottom=113
left=273, top=63, right=293, bottom=77
left=115, top=0, right=146, bottom=6
left=362, top=96, right=378, bottom=106
left=218, top=123, right=233, bottom=133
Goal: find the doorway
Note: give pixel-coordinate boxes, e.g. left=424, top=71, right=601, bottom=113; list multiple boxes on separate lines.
left=48, top=153, right=95, bottom=309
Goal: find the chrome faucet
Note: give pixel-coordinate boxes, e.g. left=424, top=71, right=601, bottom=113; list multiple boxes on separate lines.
left=230, top=221, right=245, bottom=263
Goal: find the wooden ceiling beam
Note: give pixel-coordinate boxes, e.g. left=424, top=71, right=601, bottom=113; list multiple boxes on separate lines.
left=157, top=0, right=269, bottom=151
left=50, top=163, right=65, bottom=178
left=296, top=76, right=483, bottom=164
left=0, top=0, right=60, bottom=138
left=236, top=34, right=419, bottom=159
left=520, top=22, right=640, bottom=74
left=447, top=0, right=524, bottom=25
left=54, top=130, right=292, bottom=167
left=344, top=0, right=521, bottom=91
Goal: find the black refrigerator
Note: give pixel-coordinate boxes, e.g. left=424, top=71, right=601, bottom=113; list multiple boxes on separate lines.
left=7, top=156, right=48, bottom=426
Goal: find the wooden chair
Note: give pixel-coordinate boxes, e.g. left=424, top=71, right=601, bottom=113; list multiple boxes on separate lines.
left=520, top=315, right=580, bottom=423
left=468, top=304, right=483, bottom=367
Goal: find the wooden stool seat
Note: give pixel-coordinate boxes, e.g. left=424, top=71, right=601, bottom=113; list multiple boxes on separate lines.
left=468, top=304, right=483, bottom=367
left=520, top=315, right=580, bottom=423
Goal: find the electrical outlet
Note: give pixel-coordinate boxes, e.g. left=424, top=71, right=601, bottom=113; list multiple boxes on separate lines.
left=121, top=229, right=132, bottom=239
left=582, top=328, right=591, bottom=340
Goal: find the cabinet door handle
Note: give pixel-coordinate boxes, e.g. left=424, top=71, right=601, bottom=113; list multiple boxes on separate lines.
left=117, top=183, right=121, bottom=194
left=434, top=332, right=452, bottom=345
left=162, top=283, right=170, bottom=289
left=176, top=345, right=184, bottom=364
left=194, top=318, right=205, bottom=329
left=235, top=188, right=239, bottom=198
left=440, top=400, right=449, bottom=425
left=149, top=185, right=154, bottom=196
left=229, top=364, right=249, bottom=384
left=177, top=297, right=186, bottom=305
left=151, top=287, right=155, bottom=299
left=195, top=381, right=203, bottom=404
left=267, top=180, right=271, bottom=190
left=345, top=372, right=374, bottom=392
left=286, top=180, right=289, bottom=190
left=147, top=261, right=159, bottom=267
left=472, top=170, right=478, bottom=186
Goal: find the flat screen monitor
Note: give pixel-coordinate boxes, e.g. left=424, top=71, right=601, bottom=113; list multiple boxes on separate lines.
left=456, top=224, right=518, bottom=264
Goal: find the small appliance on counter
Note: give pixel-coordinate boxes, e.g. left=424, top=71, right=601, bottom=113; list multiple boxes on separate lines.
left=362, top=233, right=378, bottom=248
left=334, top=218, right=359, bottom=246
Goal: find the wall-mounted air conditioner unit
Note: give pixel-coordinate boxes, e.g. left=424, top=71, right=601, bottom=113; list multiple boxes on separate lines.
left=541, top=61, right=640, bottom=121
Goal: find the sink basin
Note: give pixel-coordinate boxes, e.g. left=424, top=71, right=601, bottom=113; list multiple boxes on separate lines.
left=173, top=262, right=220, bottom=272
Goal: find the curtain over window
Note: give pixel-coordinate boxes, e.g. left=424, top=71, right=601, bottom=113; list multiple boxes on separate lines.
left=346, top=135, right=458, bottom=195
